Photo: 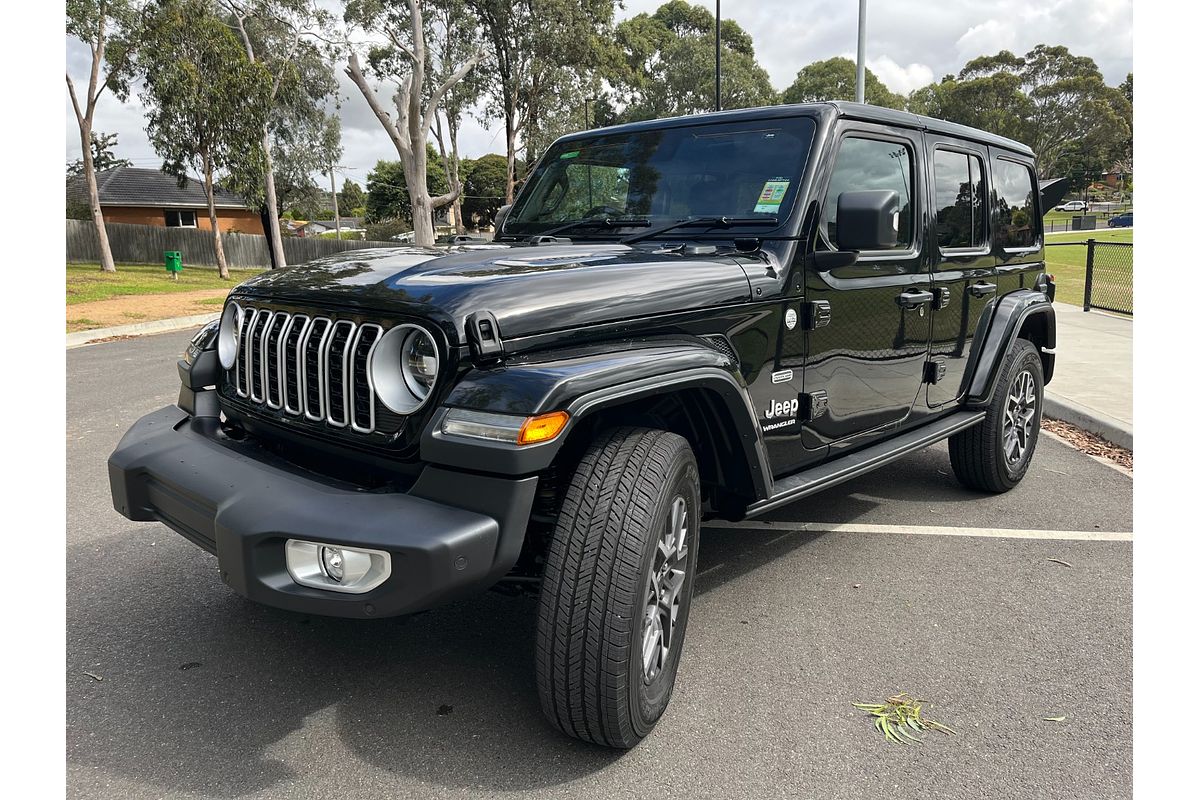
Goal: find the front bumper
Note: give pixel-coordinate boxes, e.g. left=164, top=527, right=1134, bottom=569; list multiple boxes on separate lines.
left=108, top=406, right=537, bottom=618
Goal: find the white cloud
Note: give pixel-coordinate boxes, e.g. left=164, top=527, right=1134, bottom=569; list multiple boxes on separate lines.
left=67, top=0, right=1133, bottom=184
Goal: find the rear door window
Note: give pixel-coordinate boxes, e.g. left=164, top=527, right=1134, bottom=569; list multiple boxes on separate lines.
left=933, top=149, right=986, bottom=249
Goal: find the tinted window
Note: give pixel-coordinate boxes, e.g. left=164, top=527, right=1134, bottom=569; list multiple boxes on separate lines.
left=823, top=137, right=914, bottom=250
left=934, top=150, right=986, bottom=249
left=506, top=117, right=817, bottom=236
left=994, top=159, right=1038, bottom=248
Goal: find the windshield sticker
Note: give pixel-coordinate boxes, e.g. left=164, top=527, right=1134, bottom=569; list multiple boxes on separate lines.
left=754, top=177, right=791, bottom=213
left=559, top=150, right=580, bottom=159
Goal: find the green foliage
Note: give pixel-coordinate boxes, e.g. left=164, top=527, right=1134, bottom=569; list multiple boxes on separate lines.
left=852, top=693, right=957, bottom=745
left=608, top=1, right=776, bottom=123
left=365, top=148, right=449, bottom=223
left=337, top=180, right=367, bottom=216
left=906, top=45, right=1131, bottom=179
left=138, top=0, right=271, bottom=197
left=782, top=57, right=904, bottom=109
left=461, top=153, right=510, bottom=227
left=364, top=218, right=414, bottom=242
left=67, top=131, right=133, bottom=177
left=66, top=0, right=143, bottom=103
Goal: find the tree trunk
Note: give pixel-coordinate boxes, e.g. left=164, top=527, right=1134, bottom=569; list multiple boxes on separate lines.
left=203, top=152, right=229, bottom=279
left=79, top=120, right=117, bottom=274
left=448, top=115, right=465, bottom=234
left=330, top=165, right=341, bottom=239
left=261, top=126, right=286, bottom=269
left=402, top=145, right=436, bottom=248
left=505, top=114, right=517, bottom=204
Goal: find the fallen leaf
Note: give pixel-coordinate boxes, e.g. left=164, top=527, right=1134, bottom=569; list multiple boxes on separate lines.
left=83, top=672, right=104, bottom=682
left=1047, top=558, right=1074, bottom=568
left=1043, top=715, right=1067, bottom=722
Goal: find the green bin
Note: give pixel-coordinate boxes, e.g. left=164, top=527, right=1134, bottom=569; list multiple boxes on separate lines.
left=165, top=251, right=182, bottom=273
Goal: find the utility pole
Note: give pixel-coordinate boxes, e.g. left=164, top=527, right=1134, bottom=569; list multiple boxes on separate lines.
left=855, top=0, right=867, bottom=104
left=715, top=0, right=722, bottom=111
left=329, top=161, right=341, bottom=240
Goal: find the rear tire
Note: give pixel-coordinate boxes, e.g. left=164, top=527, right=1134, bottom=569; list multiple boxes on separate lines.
left=535, top=427, right=700, bottom=748
left=949, top=338, right=1044, bottom=492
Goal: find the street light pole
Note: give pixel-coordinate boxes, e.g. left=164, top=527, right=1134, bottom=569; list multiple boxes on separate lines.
left=855, top=0, right=867, bottom=104
left=715, top=0, right=722, bottom=111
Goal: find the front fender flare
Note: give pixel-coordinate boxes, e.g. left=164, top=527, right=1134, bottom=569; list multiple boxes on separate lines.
left=965, top=290, right=1056, bottom=406
left=420, top=338, right=770, bottom=497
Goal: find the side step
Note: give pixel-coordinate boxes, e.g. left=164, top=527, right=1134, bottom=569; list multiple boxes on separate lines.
left=745, top=410, right=985, bottom=518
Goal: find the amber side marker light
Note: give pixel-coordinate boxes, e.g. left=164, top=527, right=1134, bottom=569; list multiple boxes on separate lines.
left=518, top=411, right=570, bottom=445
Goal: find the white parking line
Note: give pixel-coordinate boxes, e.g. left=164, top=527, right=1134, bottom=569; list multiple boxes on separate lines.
left=707, top=520, right=1131, bottom=542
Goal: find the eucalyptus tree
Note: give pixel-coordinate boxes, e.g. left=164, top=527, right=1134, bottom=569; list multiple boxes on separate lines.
left=66, top=0, right=143, bottom=273
left=782, top=57, right=904, bottom=109
left=609, top=0, right=775, bottom=123
left=344, top=0, right=484, bottom=246
left=221, top=0, right=341, bottom=268
left=428, top=0, right=483, bottom=234
left=465, top=0, right=616, bottom=202
left=139, top=0, right=271, bottom=278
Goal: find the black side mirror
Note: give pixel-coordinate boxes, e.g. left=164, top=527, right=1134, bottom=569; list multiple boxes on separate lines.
left=494, top=203, right=512, bottom=232
left=835, top=190, right=900, bottom=251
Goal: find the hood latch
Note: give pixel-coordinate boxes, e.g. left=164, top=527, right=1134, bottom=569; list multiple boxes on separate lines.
left=466, top=311, right=504, bottom=360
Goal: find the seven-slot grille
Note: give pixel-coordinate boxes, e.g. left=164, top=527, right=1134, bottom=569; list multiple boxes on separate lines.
left=232, top=307, right=383, bottom=434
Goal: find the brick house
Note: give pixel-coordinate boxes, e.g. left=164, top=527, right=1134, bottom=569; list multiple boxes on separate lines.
left=67, top=166, right=265, bottom=236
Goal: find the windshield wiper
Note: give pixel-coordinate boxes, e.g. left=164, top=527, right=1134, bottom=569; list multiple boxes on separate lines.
left=620, top=215, right=779, bottom=244
left=529, top=216, right=652, bottom=240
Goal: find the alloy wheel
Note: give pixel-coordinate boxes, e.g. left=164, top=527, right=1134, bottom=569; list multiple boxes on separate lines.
left=1002, top=369, right=1038, bottom=465
left=641, top=496, right=689, bottom=683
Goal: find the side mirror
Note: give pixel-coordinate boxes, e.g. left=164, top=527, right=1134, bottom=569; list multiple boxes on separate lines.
left=493, top=203, right=512, bottom=232
left=835, top=189, right=900, bottom=251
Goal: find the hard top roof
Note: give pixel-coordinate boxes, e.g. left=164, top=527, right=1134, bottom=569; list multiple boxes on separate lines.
left=556, top=100, right=1033, bottom=158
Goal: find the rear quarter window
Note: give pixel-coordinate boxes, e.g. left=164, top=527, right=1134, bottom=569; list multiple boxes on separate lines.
left=993, top=159, right=1038, bottom=249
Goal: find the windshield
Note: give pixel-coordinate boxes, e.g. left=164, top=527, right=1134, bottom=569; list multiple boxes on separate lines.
left=503, top=116, right=817, bottom=238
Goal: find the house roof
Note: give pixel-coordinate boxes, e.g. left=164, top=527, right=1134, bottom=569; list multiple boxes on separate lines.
left=304, top=217, right=365, bottom=231
left=66, top=166, right=255, bottom=210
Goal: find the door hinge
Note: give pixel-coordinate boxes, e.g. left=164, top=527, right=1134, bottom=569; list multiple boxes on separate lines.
left=800, top=390, right=829, bottom=421
left=923, top=360, right=948, bottom=384
left=801, top=300, right=832, bottom=330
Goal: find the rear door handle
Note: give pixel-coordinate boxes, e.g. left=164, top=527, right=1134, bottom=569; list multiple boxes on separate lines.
left=896, top=289, right=934, bottom=309
left=969, top=282, right=997, bottom=298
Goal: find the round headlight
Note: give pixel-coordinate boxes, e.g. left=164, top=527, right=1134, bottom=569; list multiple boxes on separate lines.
left=371, top=324, right=440, bottom=414
left=217, top=302, right=241, bottom=369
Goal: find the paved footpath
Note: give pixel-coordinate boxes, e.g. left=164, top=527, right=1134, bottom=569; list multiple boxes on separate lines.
left=1044, top=303, right=1132, bottom=448
left=67, top=330, right=1132, bottom=800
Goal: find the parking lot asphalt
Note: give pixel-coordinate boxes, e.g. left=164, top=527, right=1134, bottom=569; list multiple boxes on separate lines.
left=67, top=331, right=1132, bottom=800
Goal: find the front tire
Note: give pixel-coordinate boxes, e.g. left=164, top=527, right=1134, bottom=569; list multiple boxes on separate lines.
left=535, top=427, right=700, bottom=748
left=949, top=338, right=1044, bottom=492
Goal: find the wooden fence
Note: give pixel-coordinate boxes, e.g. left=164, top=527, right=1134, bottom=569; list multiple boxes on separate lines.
left=66, top=219, right=399, bottom=269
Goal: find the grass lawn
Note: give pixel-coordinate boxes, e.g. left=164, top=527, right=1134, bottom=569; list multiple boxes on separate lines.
left=1043, top=229, right=1132, bottom=307
left=67, top=262, right=263, bottom=305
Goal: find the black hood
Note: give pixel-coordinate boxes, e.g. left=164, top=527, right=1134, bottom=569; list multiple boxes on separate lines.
left=235, top=244, right=754, bottom=342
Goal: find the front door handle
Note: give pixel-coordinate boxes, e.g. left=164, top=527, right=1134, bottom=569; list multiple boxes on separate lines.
left=896, top=289, right=934, bottom=309
left=969, top=282, right=998, bottom=298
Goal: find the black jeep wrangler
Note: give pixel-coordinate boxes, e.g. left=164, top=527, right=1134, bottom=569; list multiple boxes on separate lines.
left=109, top=102, right=1055, bottom=749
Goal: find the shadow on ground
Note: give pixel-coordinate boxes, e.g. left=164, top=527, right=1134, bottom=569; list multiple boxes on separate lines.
left=67, top=523, right=823, bottom=796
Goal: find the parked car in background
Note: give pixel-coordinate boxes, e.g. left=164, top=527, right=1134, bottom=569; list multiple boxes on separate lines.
left=1108, top=212, right=1133, bottom=228
left=1055, top=200, right=1088, bottom=212
left=434, top=233, right=491, bottom=246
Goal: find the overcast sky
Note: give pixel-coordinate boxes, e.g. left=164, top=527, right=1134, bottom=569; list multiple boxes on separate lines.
left=65, top=0, right=1132, bottom=188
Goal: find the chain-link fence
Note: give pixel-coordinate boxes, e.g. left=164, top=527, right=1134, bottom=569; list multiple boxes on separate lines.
left=1083, top=239, right=1133, bottom=314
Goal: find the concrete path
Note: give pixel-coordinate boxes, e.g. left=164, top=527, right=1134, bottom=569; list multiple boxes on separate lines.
left=1045, top=302, right=1133, bottom=448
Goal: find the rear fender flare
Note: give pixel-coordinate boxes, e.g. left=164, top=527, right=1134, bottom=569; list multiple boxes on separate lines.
left=965, top=290, right=1056, bottom=406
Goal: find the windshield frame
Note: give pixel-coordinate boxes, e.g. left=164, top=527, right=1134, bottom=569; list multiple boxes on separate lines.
left=500, top=112, right=820, bottom=242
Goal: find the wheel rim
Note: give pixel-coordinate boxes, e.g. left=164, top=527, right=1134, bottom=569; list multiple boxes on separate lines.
left=1002, top=368, right=1038, bottom=465
left=641, top=495, right=689, bottom=684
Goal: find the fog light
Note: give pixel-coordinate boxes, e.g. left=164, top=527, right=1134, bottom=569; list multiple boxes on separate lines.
left=321, top=546, right=345, bottom=581
left=285, top=540, right=390, bottom=594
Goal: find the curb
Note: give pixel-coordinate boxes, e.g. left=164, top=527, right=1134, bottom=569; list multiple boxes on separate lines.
left=1044, top=391, right=1133, bottom=450
left=66, top=313, right=219, bottom=349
